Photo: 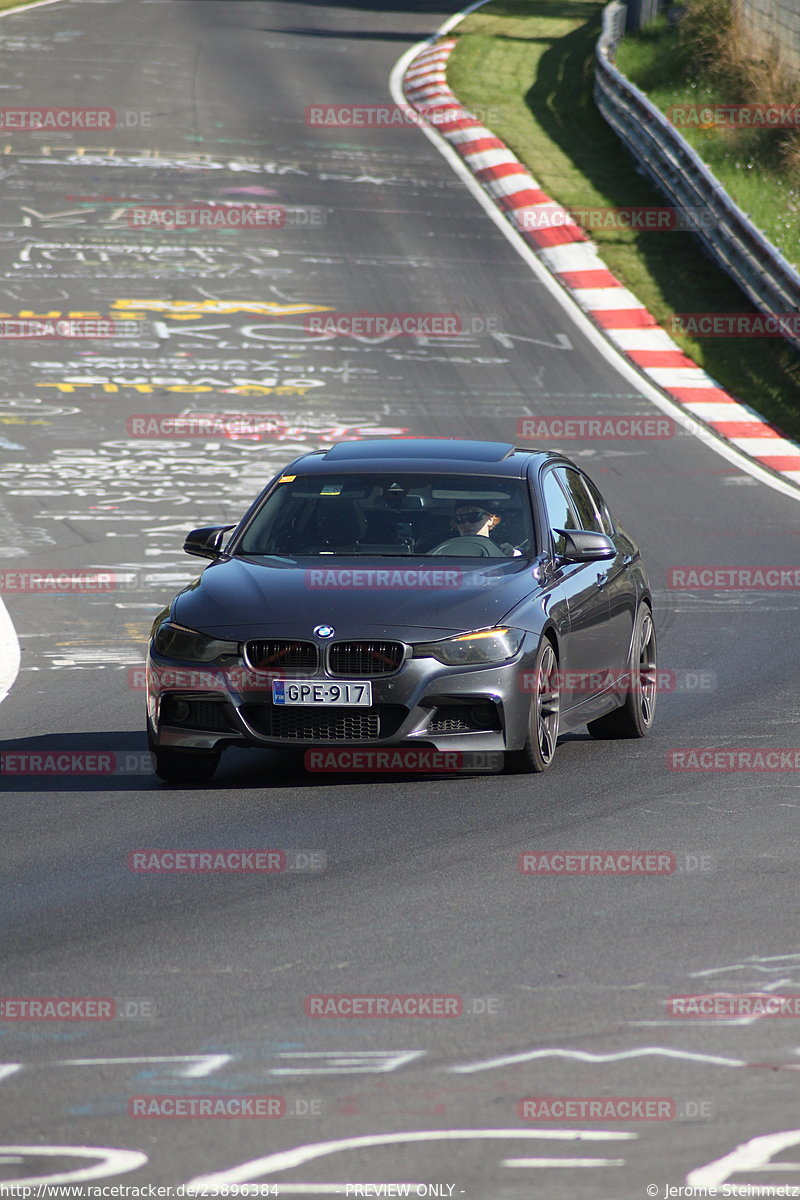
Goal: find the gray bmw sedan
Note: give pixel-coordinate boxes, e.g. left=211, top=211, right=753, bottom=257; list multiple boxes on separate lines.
left=146, top=439, right=656, bottom=781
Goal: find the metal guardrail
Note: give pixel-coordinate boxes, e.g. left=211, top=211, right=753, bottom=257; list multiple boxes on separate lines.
left=595, top=1, right=800, bottom=353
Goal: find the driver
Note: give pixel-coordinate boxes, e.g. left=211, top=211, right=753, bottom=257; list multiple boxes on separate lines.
left=451, top=503, right=520, bottom=556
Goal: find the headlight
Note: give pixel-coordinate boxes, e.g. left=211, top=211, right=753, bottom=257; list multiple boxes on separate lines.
left=151, top=621, right=240, bottom=664
left=412, top=627, right=525, bottom=666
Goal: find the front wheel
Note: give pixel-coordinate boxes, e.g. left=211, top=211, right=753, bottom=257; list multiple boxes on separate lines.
left=587, top=602, right=657, bottom=739
left=505, top=637, right=560, bottom=773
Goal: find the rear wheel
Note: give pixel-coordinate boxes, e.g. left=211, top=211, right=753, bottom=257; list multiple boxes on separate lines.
left=148, top=728, right=220, bottom=784
left=587, top=602, right=657, bottom=739
left=505, top=637, right=560, bottom=773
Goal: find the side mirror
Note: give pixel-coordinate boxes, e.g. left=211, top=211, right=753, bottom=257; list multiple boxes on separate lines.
left=555, top=529, right=616, bottom=562
left=183, top=525, right=235, bottom=560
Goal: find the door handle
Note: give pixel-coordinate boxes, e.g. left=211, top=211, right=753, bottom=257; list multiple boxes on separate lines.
left=596, top=571, right=608, bottom=588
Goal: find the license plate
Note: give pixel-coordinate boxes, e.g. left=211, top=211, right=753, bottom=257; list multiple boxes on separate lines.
left=272, top=679, right=373, bottom=706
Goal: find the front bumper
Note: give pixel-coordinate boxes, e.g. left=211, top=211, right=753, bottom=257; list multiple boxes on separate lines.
left=146, top=641, right=537, bottom=754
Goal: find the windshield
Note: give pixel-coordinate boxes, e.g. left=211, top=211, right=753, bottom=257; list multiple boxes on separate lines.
left=236, top=473, right=534, bottom=558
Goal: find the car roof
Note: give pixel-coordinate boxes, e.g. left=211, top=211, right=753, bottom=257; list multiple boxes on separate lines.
left=288, top=439, right=561, bottom=478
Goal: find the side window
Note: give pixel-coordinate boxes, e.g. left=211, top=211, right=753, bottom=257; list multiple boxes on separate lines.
left=582, top=475, right=616, bottom=536
left=542, top=470, right=580, bottom=557
left=557, top=468, right=606, bottom=535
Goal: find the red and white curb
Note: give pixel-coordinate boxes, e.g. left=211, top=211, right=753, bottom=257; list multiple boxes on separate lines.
left=402, top=37, right=800, bottom=488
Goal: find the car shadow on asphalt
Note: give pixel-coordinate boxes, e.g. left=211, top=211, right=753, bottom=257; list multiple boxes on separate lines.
left=0, top=729, right=592, bottom=791
left=0, top=724, right=597, bottom=792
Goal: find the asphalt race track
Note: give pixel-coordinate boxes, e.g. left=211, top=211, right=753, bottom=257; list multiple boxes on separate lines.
left=1, top=0, right=800, bottom=1194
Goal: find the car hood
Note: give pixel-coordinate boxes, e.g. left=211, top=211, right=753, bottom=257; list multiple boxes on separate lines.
left=172, top=554, right=538, bottom=641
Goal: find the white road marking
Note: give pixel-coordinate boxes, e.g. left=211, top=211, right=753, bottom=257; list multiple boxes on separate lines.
left=688, top=1130, right=800, bottom=1187
left=269, top=1051, right=425, bottom=1075
left=0, top=1146, right=146, bottom=1187
left=631, top=1018, right=774, bottom=1028
left=691, top=953, right=800, bottom=977
left=449, top=1046, right=748, bottom=1072
left=0, top=1065, right=22, bottom=1083
left=185, top=1130, right=637, bottom=1189
left=0, top=594, right=21, bottom=705
left=58, top=1054, right=232, bottom=1077
left=503, top=1157, right=625, bottom=1168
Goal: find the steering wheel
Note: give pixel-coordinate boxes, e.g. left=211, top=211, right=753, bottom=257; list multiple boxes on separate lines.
left=429, top=535, right=506, bottom=558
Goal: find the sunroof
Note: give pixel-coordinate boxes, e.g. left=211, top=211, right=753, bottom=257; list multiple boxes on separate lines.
left=322, top=439, right=516, bottom=463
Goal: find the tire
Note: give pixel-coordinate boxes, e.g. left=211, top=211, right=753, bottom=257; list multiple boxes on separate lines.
left=587, top=602, right=657, bottom=740
left=505, top=637, right=560, bottom=773
left=147, top=729, right=220, bottom=784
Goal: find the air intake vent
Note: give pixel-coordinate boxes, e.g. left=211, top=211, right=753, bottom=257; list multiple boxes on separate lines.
left=240, top=704, right=407, bottom=742
left=267, top=708, right=380, bottom=741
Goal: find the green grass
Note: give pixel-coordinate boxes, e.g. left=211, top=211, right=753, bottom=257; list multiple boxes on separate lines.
left=446, top=0, right=800, bottom=439
left=617, top=17, right=800, bottom=270
left=0, top=0, right=47, bottom=9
